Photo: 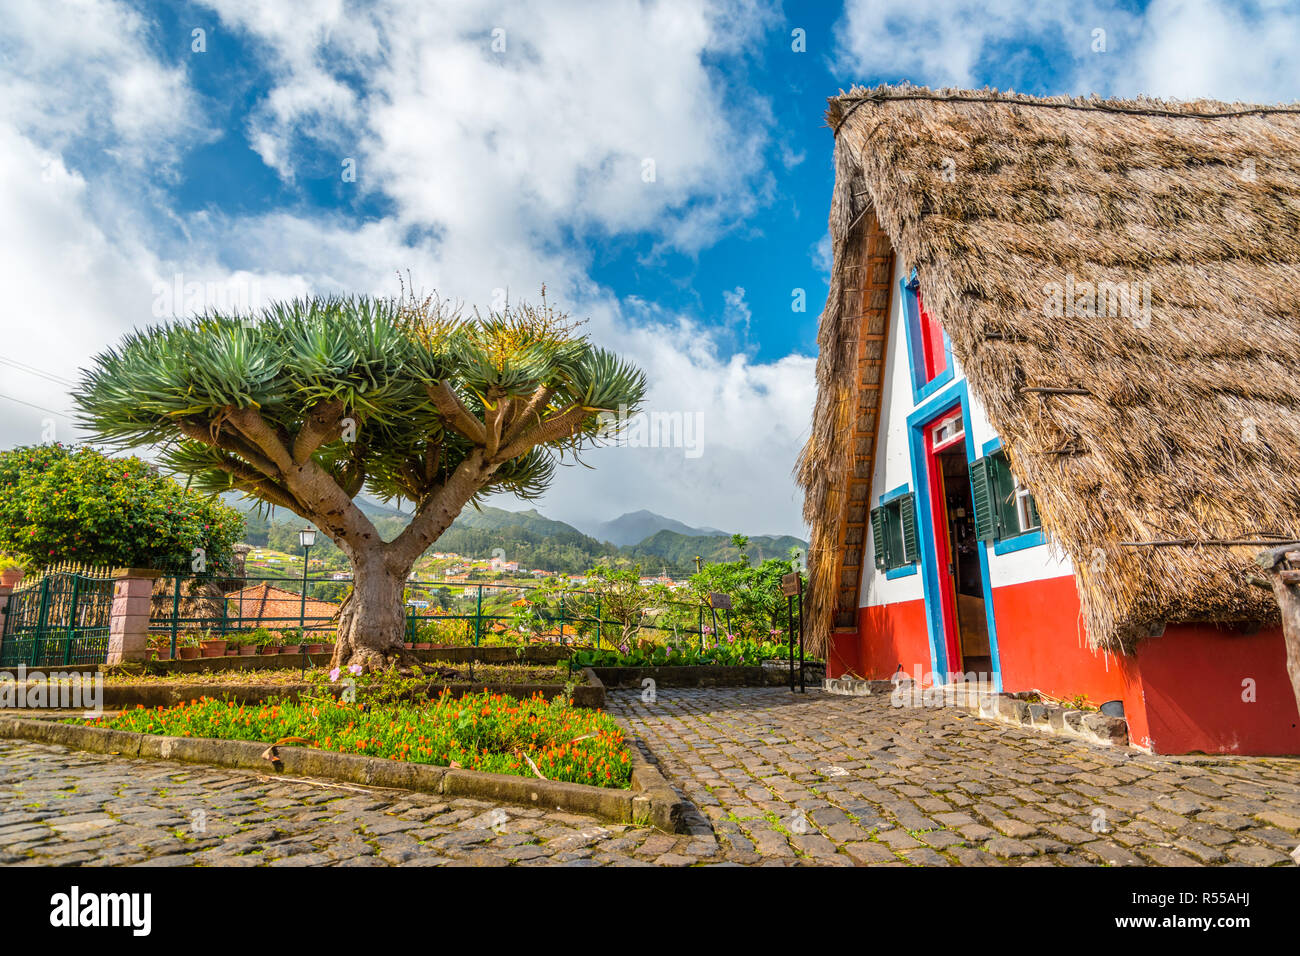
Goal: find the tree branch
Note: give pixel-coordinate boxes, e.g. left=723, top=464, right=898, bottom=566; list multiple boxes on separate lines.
left=387, top=449, right=493, bottom=570
left=292, top=399, right=347, bottom=463
left=225, top=408, right=296, bottom=473
left=176, top=419, right=282, bottom=478
left=212, top=459, right=302, bottom=512
left=502, top=385, right=554, bottom=445
left=495, top=403, right=590, bottom=462
left=427, top=381, right=488, bottom=445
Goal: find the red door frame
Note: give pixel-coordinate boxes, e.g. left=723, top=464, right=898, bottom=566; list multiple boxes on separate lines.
left=924, top=411, right=965, bottom=674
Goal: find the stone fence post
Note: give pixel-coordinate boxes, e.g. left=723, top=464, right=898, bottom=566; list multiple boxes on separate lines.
left=107, top=568, right=162, bottom=665
left=0, top=583, right=13, bottom=640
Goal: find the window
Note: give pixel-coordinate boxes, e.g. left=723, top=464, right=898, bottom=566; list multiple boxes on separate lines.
left=970, top=451, right=1041, bottom=542
left=871, top=492, right=919, bottom=571
left=931, top=410, right=964, bottom=449
left=902, top=270, right=951, bottom=395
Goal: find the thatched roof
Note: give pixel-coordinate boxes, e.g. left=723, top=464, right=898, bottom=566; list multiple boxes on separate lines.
left=798, top=84, right=1300, bottom=655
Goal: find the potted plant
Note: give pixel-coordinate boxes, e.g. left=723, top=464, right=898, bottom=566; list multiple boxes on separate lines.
left=0, top=554, right=26, bottom=589
left=279, top=629, right=303, bottom=652
left=252, top=626, right=280, bottom=655
left=177, top=632, right=202, bottom=660
left=146, top=635, right=172, bottom=661
left=197, top=628, right=227, bottom=658
left=227, top=632, right=258, bottom=656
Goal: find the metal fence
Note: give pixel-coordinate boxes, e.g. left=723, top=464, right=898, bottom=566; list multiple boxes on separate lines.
left=144, top=572, right=791, bottom=653
left=0, top=570, right=117, bottom=667
left=1, top=564, right=802, bottom=665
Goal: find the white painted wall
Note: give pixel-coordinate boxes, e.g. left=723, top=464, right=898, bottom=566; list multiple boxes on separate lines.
left=861, top=254, right=1072, bottom=609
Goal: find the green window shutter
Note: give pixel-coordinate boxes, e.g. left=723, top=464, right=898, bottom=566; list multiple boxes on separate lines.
left=870, top=507, right=888, bottom=570
left=899, top=493, right=919, bottom=564
left=1027, top=493, right=1041, bottom=530
left=992, top=453, right=1020, bottom=536
left=969, top=456, right=1000, bottom=542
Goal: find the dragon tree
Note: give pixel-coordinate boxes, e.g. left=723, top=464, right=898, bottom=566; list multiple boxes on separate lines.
left=74, top=293, right=645, bottom=670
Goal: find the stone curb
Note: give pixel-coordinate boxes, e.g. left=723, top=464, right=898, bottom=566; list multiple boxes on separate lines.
left=941, top=687, right=1130, bottom=748
left=824, top=677, right=1130, bottom=748
left=0, top=713, right=684, bottom=831
left=592, top=662, right=825, bottom=689
left=822, top=677, right=894, bottom=696
left=0, top=673, right=604, bottom=711
left=0, top=646, right=573, bottom=680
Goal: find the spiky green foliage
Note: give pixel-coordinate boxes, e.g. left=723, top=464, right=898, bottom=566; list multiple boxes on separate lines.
left=73, top=293, right=646, bottom=558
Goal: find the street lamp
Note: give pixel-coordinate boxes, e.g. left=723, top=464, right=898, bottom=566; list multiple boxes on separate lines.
left=297, top=527, right=316, bottom=642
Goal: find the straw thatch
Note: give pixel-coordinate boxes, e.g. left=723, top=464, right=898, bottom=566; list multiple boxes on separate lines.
left=799, top=84, right=1300, bottom=656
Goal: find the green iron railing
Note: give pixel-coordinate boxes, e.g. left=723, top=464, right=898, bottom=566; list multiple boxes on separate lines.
left=0, top=570, right=116, bottom=667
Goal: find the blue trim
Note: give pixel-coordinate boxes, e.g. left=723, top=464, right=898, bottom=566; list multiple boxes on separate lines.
left=900, top=274, right=956, bottom=404
left=879, top=484, right=910, bottom=506
left=995, top=529, right=1046, bottom=555
left=905, top=379, right=1003, bottom=690
left=978, top=437, right=1045, bottom=557
left=878, top=483, right=918, bottom=576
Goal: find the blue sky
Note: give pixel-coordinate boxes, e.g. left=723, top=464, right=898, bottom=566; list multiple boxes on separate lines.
left=2, top=0, right=1298, bottom=538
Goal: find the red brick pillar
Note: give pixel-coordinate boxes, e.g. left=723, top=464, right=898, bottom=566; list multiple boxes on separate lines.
left=107, top=568, right=161, bottom=665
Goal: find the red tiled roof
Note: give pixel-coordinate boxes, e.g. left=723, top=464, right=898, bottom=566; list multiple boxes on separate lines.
left=224, top=582, right=340, bottom=628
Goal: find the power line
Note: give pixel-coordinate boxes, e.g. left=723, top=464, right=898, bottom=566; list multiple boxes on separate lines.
left=0, top=392, right=75, bottom=420
left=0, top=356, right=77, bottom=387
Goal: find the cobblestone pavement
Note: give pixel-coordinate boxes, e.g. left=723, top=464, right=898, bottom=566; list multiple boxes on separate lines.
left=0, top=740, right=712, bottom=867
left=2, top=687, right=1299, bottom=866
left=608, top=687, right=1300, bottom=866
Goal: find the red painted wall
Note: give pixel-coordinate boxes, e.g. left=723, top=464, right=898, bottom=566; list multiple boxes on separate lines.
left=853, top=600, right=931, bottom=680
left=1133, top=624, right=1300, bottom=756
left=852, top=573, right=1300, bottom=754
left=826, top=631, right=860, bottom=679
left=990, top=575, right=1134, bottom=705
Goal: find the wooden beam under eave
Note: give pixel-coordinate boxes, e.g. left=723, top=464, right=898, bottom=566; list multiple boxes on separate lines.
left=830, top=208, right=895, bottom=627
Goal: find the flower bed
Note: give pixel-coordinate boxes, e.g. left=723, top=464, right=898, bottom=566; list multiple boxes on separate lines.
left=75, top=690, right=631, bottom=788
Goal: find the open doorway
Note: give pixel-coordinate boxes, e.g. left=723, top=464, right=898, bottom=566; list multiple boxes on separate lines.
left=924, top=410, right=991, bottom=680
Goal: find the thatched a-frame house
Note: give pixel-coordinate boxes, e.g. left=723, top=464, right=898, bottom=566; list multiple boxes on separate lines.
left=799, top=85, right=1300, bottom=755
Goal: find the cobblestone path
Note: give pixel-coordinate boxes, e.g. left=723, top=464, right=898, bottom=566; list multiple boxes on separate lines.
left=2, top=687, right=1298, bottom=866
left=608, top=687, right=1300, bottom=866
left=0, top=740, right=709, bottom=866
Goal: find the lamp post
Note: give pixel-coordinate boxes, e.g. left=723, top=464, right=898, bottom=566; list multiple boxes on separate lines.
left=297, top=527, right=316, bottom=639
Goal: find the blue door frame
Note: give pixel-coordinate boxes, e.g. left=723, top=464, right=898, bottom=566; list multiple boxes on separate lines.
left=905, top=379, right=1004, bottom=690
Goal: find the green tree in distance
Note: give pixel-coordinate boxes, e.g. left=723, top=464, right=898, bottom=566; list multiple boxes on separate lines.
left=74, top=292, right=645, bottom=670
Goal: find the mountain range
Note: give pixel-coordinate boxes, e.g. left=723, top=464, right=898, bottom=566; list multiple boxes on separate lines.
left=226, top=494, right=807, bottom=575
left=566, top=509, right=725, bottom=546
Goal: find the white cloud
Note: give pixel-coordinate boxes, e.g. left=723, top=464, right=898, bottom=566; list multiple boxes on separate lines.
left=0, top=0, right=210, bottom=171
left=0, top=0, right=815, bottom=539
left=835, top=0, right=1300, bottom=103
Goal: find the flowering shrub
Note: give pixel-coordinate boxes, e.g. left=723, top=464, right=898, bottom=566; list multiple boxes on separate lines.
left=79, top=690, right=632, bottom=788
left=0, top=443, right=242, bottom=569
